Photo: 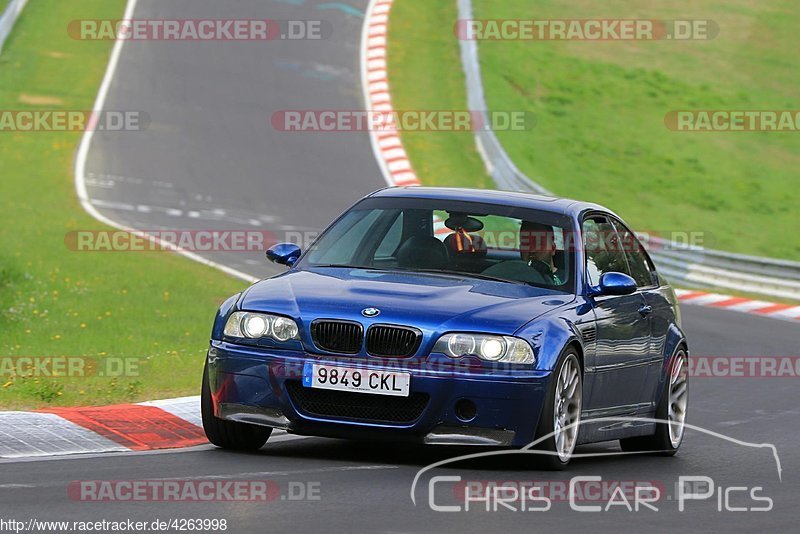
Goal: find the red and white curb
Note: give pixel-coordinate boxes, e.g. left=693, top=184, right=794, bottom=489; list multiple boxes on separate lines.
left=0, top=397, right=202, bottom=459
left=675, top=289, right=800, bottom=322
left=0, top=396, right=307, bottom=459
left=362, top=0, right=419, bottom=188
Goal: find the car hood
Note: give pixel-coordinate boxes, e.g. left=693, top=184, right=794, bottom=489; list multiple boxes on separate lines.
left=239, top=267, right=573, bottom=335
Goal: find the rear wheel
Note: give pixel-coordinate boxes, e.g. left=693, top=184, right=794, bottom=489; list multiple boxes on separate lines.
left=201, top=363, right=271, bottom=450
left=619, top=348, right=688, bottom=455
left=532, top=350, right=582, bottom=470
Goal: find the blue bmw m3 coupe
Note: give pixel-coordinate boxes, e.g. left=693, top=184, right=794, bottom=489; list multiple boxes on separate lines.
left=202, top=187, right=689, bottom=468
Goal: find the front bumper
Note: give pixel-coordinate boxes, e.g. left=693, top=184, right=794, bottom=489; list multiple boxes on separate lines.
left=207, top=341, right=552, bottom=447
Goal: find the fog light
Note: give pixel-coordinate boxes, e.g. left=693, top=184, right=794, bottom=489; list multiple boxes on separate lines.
left=454, top=399, right=477, bottom=422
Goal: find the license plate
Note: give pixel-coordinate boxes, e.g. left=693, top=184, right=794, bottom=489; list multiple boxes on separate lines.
left=302, top=363, right=410, bottom=397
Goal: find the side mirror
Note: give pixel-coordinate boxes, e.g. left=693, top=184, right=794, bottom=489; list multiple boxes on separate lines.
left=591, top=272, right=637, bottom=296
left=266, top=243, right=301, bottom=267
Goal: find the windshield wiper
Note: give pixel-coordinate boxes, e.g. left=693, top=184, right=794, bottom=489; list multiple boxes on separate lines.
left=395, top=268, right=531, bottom=286
left=312, top=264, right=402, bottom=273
left=312, top=265, right=533, bottom=287
left=312, top=264, right=366, bottom=269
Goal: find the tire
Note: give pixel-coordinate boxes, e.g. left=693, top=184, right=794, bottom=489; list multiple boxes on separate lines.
left=619, top=348, right=688, bottom=456
left=201, top=363, right=272, bottom=450
left=531, top=349, right=583, bottom=470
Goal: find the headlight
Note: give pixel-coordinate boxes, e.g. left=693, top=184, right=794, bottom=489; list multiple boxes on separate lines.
left=272, top=316, right=299, bottom=341
left=243, top=314, right=269, bottom=338
left=224, top=311, right=299, bottom=341
left=433, top=333, right=535, bottom=364
left=447, top=333, right=476, bottom=356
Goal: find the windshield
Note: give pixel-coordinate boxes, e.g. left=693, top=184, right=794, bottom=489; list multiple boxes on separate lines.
left=299, top=197, right=576, bottom=293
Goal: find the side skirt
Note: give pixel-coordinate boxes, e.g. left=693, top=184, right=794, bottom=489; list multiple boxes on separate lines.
left=577, top=407, right=656, bottom=445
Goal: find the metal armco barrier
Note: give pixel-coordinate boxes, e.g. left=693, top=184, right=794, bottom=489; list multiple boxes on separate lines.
left=0, top=0, right=28, bottom=56
left=456, top=0, right=800, bottom=300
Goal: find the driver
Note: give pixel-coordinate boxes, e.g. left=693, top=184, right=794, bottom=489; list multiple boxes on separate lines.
left=482, top=221, right=564, bottom=286
left=519, top=221, right=562, bottom=285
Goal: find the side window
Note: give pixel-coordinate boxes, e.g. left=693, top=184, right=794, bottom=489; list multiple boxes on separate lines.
left=612, top=219, right=656, bottom=287
left=374, top=212, right=403, bottom=259
left=582, top=215, right=630, bottom=287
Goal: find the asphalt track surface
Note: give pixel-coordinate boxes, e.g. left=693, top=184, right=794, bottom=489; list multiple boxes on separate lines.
left=82, top=0, right=382, bottom=278
left=3, top=0, right=797, bottom=532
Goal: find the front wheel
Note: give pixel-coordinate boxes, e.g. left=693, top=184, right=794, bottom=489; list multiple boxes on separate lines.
left=619, top=348, right=688, bottom=455
left=532, top=350, right=583, bottom=470
left=201, top=363, right=272, bottom=450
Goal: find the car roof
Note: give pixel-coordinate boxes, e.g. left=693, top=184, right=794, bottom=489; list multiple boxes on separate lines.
left=367, top=186, right=616, bottom=220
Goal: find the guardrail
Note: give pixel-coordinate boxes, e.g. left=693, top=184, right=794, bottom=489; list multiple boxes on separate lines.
left=646, top=238, right=800, bottom=300
left=0, top=0, right=28, bottom=56
left=456, top=0, right=800, bottom=301
left=457, top=0, right=551, bottom=196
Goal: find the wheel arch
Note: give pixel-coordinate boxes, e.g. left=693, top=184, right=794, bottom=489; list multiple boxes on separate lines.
left=564, top=339, right=585, bottom=375
left=662, top=323, right=689, bottom=376
left=656, top=327, right=689, bottom=399
left=518, top=316, right=586, bottom=372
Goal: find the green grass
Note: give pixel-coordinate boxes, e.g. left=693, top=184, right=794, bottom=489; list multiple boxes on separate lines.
left=386, top=0, right=491, bottom=188
left=0, top=0, right=247, bottom=409
left=388, top=0, right=800, bottom=261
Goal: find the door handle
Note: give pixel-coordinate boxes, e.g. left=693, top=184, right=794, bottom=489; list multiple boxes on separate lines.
left=638, top=304, right=653, bottom=317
